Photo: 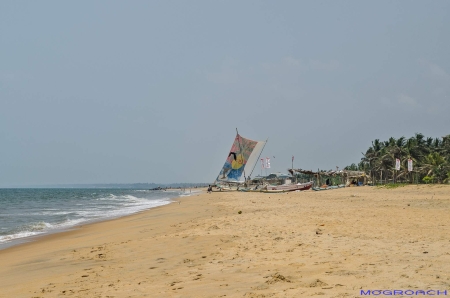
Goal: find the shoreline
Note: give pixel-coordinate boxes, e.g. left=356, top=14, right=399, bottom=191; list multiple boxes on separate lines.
left=1, top=185, right=449, bottom=297
left=0, top=189, right=201, bottom=252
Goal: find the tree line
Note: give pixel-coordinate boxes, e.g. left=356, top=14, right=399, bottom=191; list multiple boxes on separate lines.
left=344, top=133, right=450, bottom=184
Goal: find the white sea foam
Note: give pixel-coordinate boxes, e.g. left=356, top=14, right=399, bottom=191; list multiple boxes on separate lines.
left=30, top=221, right=53, bottom=231
left=122, top=194, right=140, bottom=201
left=54, top=218, right=86, bottom=228
left=40, top=211, right=74, bottom=216
left=0, top=219, right=87, bottom=244
left=0, top=231, right=42, bottom=243
left=97, top=194, right=129, bottom=201
left=179, top=189, right=202, bottom=197
left=0, top=188, right=182, bottom=249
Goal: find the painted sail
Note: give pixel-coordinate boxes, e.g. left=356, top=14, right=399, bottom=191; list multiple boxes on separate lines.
left=216, top=133, right=266, bottom=184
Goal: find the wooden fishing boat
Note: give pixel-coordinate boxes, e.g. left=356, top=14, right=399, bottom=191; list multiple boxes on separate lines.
left=241, top=181, right=313, bottom=193
left=214, top=129, right=268, bottom=190
left=312, top=184, right=345, bottom=191
left=263, top=181, right=313, bottom=192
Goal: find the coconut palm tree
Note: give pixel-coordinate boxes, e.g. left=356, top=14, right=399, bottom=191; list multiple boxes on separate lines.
left=349, top=133, right=450, bottom=184
left=421, top=152, right=449, bottom=183
left=361, top=139, right=384, bottom=184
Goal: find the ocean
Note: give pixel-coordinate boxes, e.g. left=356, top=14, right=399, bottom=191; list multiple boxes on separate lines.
left=0, top=188, right=195, bottom=250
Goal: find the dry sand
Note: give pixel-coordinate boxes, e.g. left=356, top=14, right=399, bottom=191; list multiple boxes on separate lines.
left=0, top=185, right=449, bottom=297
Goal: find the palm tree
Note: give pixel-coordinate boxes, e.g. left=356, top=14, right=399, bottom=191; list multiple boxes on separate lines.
left=376, top=136, right=406, bottom=183
left=413, top=133, right=427, bottom=153
left=361, top=139, right=383, bottom=184
left=421, top=152, right=449, bottom=183
left=439, top=135, right=450, bottom=158
left=350, top=133, right=450, bottom=184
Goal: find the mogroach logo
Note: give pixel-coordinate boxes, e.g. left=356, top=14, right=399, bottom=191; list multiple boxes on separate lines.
left=360, top=290, right=448, bottom=296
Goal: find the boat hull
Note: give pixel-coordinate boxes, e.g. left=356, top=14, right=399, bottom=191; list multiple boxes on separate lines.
left=312, top=184, right=346, bottom=191
left=265, top=181, right=313, bottom=192
left=241, top=181, right=313, bottom=193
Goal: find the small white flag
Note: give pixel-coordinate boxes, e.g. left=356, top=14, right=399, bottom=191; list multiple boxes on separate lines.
left=265, top=157, right=271, bottom=169
left=395, top=158, right=401, bottom=171
left=408, top=159, right=413, bottom=172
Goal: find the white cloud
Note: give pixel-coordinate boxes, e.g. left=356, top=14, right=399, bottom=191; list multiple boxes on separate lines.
left=261, top=56, right=304, bottom=73
left=428, top=63, right=450, bottom=82
left=260, top=57, right=341, bottom=77
left=398, top=93, right=420, bottom=107
left=309, top=59, right=340, bottom=72
left=205, top=58, right=240, bottom=85
left=379, top=96, right=393, bottom=106
left=283, top=56, right=302, bottom=67
left=420, top=60, right=450, bottom=83
left=426, top=105, right=441, bottom=115
left=0, top=73, right=17, bottom=83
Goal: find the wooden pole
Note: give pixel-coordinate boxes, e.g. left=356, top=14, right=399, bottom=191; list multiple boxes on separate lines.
left=292, top=158, right=294, bottom=183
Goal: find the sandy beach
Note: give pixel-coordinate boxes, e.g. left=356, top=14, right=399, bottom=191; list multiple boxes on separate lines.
left=1, top=185, right=449, bottom=297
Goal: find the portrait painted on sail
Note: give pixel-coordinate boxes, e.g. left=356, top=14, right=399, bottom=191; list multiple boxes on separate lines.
left=217, top=134, right=258, bottom=182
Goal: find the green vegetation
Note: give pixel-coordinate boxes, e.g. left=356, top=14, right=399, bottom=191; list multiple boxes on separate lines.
left=422, top=176, right=433, bottom=184
left=445, top=172, right=450, bottom=184
left=345, top=133, right=450, bottom=184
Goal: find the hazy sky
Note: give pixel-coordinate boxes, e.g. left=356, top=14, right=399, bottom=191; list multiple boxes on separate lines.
left=1, top=1, right=449, bottom=186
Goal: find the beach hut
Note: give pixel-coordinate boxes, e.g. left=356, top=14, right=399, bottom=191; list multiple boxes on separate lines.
left=342, top=170, right=370, bottom=186
left=265, top=172, right=293, bottom=185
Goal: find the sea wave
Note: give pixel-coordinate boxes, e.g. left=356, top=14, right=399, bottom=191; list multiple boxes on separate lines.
left=179, top=189, right=202, bottom=197
left=0, top=188, right=186, bottom=249
left=0, top=231, right=42, bottom=243
left=0, top=219, right=86, bottom=244
left=29, top=221, right=53, bottom=231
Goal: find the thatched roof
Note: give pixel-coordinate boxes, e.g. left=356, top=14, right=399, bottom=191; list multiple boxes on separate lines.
left=288, top=168, right=367, bottom=178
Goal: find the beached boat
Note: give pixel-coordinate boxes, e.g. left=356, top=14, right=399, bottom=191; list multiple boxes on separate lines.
left=214, top=129, right=267, bottom=190
left=213, top=129, right=311, bottom=193
left=312, top=184, right=345, bottom=191
left=263, top=181, right=313, bottom=192
left=241, top=181, right=313, bottom=193
left=215, top=185, right=239, bottom=192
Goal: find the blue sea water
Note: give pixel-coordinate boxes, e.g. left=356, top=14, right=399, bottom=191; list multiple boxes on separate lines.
left=0, top=188, right=194, bottom=250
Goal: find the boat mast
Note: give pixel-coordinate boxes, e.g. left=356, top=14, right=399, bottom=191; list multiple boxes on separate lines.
left=236, top=128, right=246, bottom=181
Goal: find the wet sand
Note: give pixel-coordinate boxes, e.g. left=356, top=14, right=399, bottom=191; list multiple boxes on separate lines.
left=1, top=185, right=449, bottom=297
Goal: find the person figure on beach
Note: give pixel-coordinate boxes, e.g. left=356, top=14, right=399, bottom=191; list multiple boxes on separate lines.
left=207, top=185, right=212, bottom=193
